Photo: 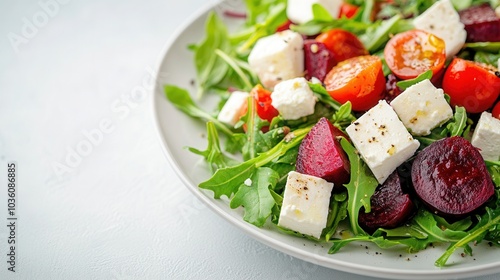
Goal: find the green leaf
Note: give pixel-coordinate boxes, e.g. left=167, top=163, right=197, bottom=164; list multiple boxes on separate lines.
left=486, top=160, right=500, bottom=187
left=199, top=126, right=312, bottom=199
left=312, top=3, right=334, bottom=21
left=359, top=14, right=403, bottom=53
left=188, top=122, right=239, bottom=173
left=324, top=192, right=348, bottom=241
left=435, top=207, right=500, bottom=267
left=164, top=85, right=234, bottom=137
left=396, top=70, right=433, bottom=90
left=465, top=42, right=500, bottom=53
left=446, top=106, right=469, bottom=137
left=340, top=137, right=378, bottom=236
left=194, top=12, right=232, bottom=98
left=474, top=51, right=500, bottom=67
left=230, top=167, right=280, bottom=227
left=199, top=161, right=257, bottom=199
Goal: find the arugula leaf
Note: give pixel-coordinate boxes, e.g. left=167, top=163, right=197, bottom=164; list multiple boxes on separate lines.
left=312, top=3, right=334, bottom=21
left=199, top=126, right=312, bottom=198
left=230, top=167, right=280, bottom=227
left=340, top=137, right=378, bottom=236
left=446, top=106, right=470, bottom=137
left=486, top=160, right=500, bottom=187
left=199, top=161, right=257, bottom=199
left=436, top=207, right=500, bottom=267
left=396, top=70, right=433, bottom=90
left=324, top=192, right=348, bottom=241
left=164, top=85, right=234, bottom=137
left=188, top=122, right=239, bottom=173
left=214, top=49, right=255, bottom=91
left=474, top=51, right=500, bottom=67
left=194, top=12, right=232, bottom=98
left=359, top=14, right=404, bottom=53
left=232, top=2, right=287, bottom=55
left=465, top=42, right=500, bottom=53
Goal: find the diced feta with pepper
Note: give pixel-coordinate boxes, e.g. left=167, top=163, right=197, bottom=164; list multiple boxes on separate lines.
left=271, top=77, right=316, bottom=120
left=248, top=30, right=304, bottom=89
left=471, top=112, right=500, bottom=161
left=390, top=79, right=453, bottom=136
left=346, top=100, right=420, bottom=184
left=217, top=91, right=248, bottom=126
left=412, top=0, right=467, bottom=59
left=287, top=0, right=342, bottom=24
left=278, top=171, right=333, bottom=239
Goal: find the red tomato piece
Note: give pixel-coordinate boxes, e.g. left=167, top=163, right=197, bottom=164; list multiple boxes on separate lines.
left=324, top=55, right=385, bottom=111
left=384, top=29, right=446, bottom=80
left=251, top=84, right=279, bottom=122
left=442, top=58, right=500, bottom=113
left=339, top=3, right=359, bottom=19
left=493, top=101, right=500, bottom=119
left=315, top=29, right=368, bottom=63
left=276, top=19, right=292, bottom=32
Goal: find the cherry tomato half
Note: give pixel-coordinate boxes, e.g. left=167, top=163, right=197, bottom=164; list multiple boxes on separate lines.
left=324, top=55, right=385, bottom=111
left=492, top=101, right=500, bottom=119
left=384, top=29, right=446, bottom=80
left=315, top=29, right=368, bottom=63
left=338, top=3, right=359, bottom=19
left=442, top=58, right=500, bottom=113
left=251, top=84, right=279, bottom=122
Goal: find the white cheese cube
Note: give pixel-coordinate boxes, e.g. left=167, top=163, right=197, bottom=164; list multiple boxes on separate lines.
left=278, top=171, right=333, bottom=239
left=287, top=0, right=342, bottom=24
left=271, top=77, right=316, bottom=120
left=390, top=79, right=453, bottom=136
left=471, top=112, right=500, bottom=161
left=413, top=0, right=467, bottom=59
left=248, top=30, right=304, bottom=90
left=346, top=100, right=420, bottom=184
left=217, top=91, right=248, bottom=126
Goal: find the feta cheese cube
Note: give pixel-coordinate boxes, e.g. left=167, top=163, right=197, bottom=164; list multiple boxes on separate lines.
left=248, top=30, right=304, bottom=89
left=471, top=112, right=500, bottom=161
left=217, top=91, right=248, bottom=126
left=278, top=171, right=333, bottom=239
left=287, top=0, right=342, bottom=24
left=271, top=77, right=316, bottom=120
left=413, top=0, right=467, bottom=59
left=390, top=79, right=453, bottom=136
left=346, top=100, right=420, bottom=184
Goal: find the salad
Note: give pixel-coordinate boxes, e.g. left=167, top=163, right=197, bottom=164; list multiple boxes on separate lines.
left=164, top=0, right=500, bottom=267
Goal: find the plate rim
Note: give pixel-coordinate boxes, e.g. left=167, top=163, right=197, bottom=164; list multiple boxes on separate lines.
left=149, top=1, right=500, bottom=279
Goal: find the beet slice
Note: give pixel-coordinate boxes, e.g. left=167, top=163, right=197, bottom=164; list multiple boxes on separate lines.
left=359, top=171, right=415, bottom=231
left=411, top=136, right=495, bottom=218
left=295, top=117, right=350, bottom=190
left=459, top=4, right=500, bottom=42
left=303, top=40, right=336, bottom=82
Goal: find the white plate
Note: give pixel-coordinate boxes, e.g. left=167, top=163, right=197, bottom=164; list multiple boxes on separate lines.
left=151, top=1, right=500, bottom=279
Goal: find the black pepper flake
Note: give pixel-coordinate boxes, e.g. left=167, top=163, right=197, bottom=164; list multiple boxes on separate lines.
left=495, top=71, right=500, bottom=78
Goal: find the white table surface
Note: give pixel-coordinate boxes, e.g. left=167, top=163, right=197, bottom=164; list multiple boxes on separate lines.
left=0, top=1, right=499, bottom=279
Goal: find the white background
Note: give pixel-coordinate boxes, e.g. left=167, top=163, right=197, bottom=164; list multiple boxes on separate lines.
left=0, top=0, right=499, bottom=279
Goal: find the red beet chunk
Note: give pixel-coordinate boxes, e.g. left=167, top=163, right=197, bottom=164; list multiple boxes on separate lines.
left=304, top=40, right=336, bottom=82
left=359, top=171, right=415, bottom=231
left=459, top=4, right=500, bottom=42
left=295, top=117, right=350, bottom=190
left=411, top=137, right=495, bottom=218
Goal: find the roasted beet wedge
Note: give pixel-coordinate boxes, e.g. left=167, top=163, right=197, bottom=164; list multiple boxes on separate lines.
left=411, top=137, right=495, bottom=218
left=295, top=117, right=350, bottom=190
left=359, top=171, right=415, bottom=231
left=304, top=40, right=336, bottom=82
left=459, top=3, right=500, bottom=42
